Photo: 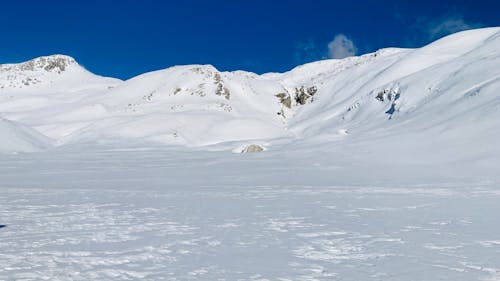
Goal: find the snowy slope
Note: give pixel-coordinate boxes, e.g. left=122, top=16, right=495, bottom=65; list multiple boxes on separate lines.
left=0, top=117, right=52, bottom=153
left=0, top=28, right=499, bottom=154
left=286, top=27, right=500, bottom=167
left=285, top=28, right=500, bottom=135
left=60, top=65, right=290, bottom=146
left=0, top=55, right=121, bottom=145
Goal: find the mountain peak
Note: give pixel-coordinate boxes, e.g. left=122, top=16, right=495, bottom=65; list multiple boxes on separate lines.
left=0, top=54, right=118, bottom=91
left=1, top=54, right=78, bottom=73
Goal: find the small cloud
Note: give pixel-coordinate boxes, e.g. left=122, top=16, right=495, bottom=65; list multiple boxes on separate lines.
left=294, top=39, right=323, bottom=64
left=327, top=34, right=357, bottom=59
left=427, top=15, right=483, bottom=40
left=293, top=33, right=358, bottom=65
left=396, top=10, right=484, bottom=46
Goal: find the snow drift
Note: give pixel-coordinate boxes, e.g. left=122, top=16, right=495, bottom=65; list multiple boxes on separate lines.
left=0, top=118, right=52, bottom=153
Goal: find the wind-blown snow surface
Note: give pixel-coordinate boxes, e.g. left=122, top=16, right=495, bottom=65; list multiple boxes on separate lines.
left=1, top=150, right=500, bottom=280
left=1, top=28, right=500, bottom=280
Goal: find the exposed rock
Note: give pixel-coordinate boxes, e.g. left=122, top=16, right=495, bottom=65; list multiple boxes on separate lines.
left=215, top=82, right=230, bottom=100
left=346, top=102, right=360, bottom=112
left=241, top=144, right=264, bottom=153
left=214, top=72, right=222, bottom=83
left=223, top=88, right=230, bottom=100
left=375, top=91, right=386, bottom=101
left=213, top=72, right=230, bottom=99
left=375, top=86, right=400, bottom=102
left=307, top=86, right=317, bottom=96
left=294, top=86, right=310, bottom=105
left=43, top=57, right=69, bottom=72
left=294, top=86, right=317, bottom=105
left=275, top=92, right=292, bottom=108
left=1, top=55, right=75, bottom=74
left=143, top=91, right=154, bottom=101
left=373, top=85, right=402, bottom=119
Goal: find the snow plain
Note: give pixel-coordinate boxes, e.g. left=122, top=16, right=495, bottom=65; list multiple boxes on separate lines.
left=1, top=149, right=500, bottom=281
left=1, top=27, right=500, bottom=280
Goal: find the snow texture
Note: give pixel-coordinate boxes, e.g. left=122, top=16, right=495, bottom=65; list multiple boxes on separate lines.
left=1, top=150, right=500, bottom=280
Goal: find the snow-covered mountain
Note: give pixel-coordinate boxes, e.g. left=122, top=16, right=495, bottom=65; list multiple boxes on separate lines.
left=0, top=55, right=121, bottom=148
left=2, top=28, right=500, bottom=281
left=0, top=27, right=499, bottom=154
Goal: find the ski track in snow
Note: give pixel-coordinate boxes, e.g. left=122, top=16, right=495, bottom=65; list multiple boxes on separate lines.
left=1, top=177, right=500, bottom=280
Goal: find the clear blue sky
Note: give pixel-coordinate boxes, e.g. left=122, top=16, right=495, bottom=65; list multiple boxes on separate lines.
left=1, top=0, right=498, bottom=79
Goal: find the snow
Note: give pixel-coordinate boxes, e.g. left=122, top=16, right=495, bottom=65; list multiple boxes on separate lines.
left=1, top=149, right=500, bottom=280
left=1, top=28, right=499, bottom=154
left=1, top=27, right=500, bottom=280
left=0, top=118, right=52, bottom=153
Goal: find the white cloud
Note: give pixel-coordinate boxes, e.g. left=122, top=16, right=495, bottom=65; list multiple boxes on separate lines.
left=427, top=16, right=482, bottom=40
left=392, top=9, right=484, bottom=47
left=294, top=39, right=322, bottom=64
left=327, top=34, right=357, bottom=59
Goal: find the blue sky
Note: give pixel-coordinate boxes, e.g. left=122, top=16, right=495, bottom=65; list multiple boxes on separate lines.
left=1, top=0, right=498, bottom=79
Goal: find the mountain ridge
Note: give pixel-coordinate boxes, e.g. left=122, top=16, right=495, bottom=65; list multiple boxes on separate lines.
left=0, top=27, right=499, bottom=156
left=1, top=54, right=78, bottom=73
